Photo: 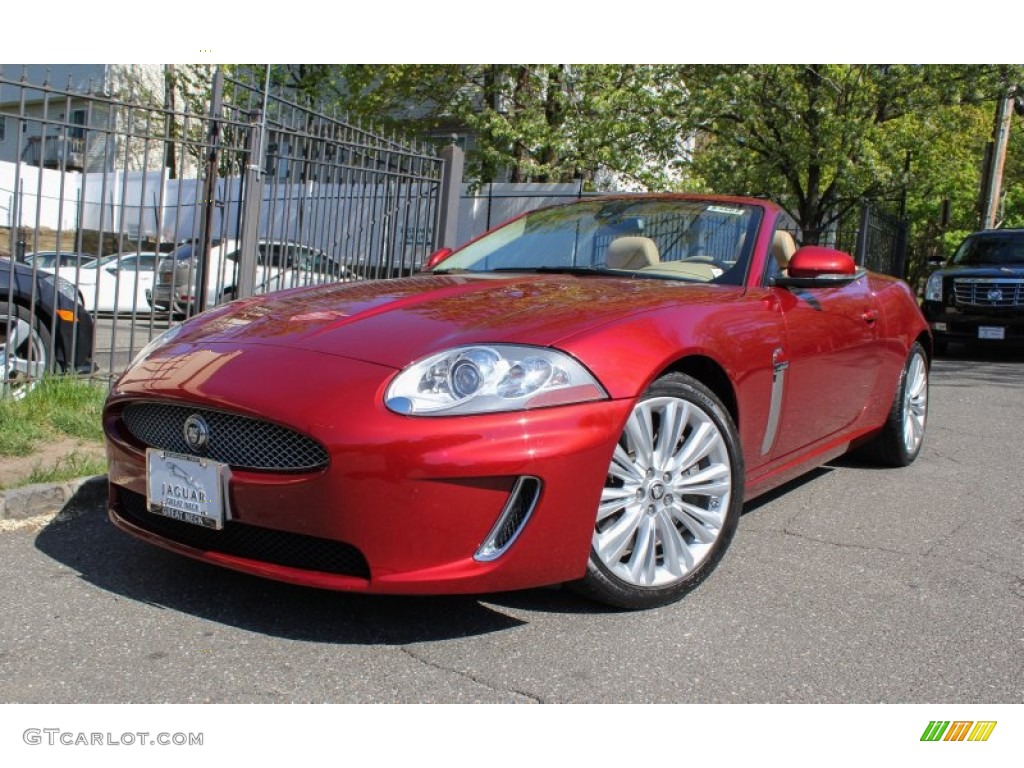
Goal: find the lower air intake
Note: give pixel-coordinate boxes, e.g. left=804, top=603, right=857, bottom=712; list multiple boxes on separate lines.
left=474, top=477, right=542, bottom=562
left=115, top=487, right=370, bottom=579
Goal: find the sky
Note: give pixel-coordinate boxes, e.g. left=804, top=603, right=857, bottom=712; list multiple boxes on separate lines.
left=2, top=1, right=1014, bottom=64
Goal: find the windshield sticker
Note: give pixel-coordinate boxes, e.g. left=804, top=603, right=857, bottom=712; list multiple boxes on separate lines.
left=707, top=205, right=745, bottom=216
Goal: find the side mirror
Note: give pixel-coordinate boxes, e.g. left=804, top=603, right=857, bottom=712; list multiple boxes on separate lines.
left=422, top=247, right=453, bottom=271
left=774, top=246, right=863, bottom=287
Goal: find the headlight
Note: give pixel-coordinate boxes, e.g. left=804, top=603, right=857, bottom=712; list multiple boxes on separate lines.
left=40, top=274, right=79, bottom=304
left=925, top=273, right=943, bottom=302
left=385, top=344, right=607, bottom=415
left=129, top=323, right=184, bottom=368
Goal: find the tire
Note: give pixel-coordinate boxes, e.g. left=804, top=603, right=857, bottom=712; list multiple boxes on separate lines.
left=574, top=373, right=744, bottom=609
left=864, top=342, right=929, bottom=467
left=0, top=301, right=52, bottom=400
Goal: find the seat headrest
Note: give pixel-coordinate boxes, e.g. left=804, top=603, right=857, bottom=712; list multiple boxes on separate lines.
left=772, top=230, right=797, bottom=270
left=607, top=237, right=660, bottom=270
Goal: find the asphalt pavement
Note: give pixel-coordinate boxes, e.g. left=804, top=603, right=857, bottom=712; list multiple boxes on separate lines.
left=1, top=346, right=1021, bottom=703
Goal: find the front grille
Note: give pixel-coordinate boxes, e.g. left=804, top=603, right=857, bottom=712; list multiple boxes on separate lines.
left=953, top=279, right=1024, bottom=308
left=122, top=402, right=329, bottom=472
left=117, top=488, right=370, bottom=579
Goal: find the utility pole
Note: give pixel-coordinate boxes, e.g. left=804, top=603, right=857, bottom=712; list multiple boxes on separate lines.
left=981, top=84, right=1016, bottom=230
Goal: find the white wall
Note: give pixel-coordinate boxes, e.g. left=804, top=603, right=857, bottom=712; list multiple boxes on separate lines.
left=456, top=182, right=585, bottom=245
left=0, top=161, right=82, bottom=229
left=2, top=159, right=595, bottom=268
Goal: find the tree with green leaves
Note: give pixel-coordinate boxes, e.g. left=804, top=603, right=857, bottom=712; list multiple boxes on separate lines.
left=236, top=64, right=1024, bottom=280
left=679, top=65, right=1018, bottom=240
left=261, top=64, right=690, bottom=188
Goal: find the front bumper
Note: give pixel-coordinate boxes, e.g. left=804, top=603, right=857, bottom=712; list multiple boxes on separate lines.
left=148, top=285, right=192, bottom=316
left=104, top=342, right=632, bottom=595
left=55, top=301, right=94, bottom=373
left=922, top=300, right=1024, bottom=346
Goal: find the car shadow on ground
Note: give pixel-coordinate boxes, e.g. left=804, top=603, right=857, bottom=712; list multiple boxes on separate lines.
left=33, top=478, right=619, bottom=644
left=34, top=463, right=871, bottom=633
left=740, top=466, right=833, bottom=515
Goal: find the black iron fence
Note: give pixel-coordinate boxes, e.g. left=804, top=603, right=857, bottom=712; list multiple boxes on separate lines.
left=852, top=204, right=908, bottom=279
left=1, top=66, right=445, bottom=396
left=784, top=202, right=908, bottom=280
left=1, top=62, right=914, bottom=399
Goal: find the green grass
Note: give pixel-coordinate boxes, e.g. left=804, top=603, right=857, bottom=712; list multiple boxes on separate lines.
left=0, top=377, right=107, bottom=457
left=10, top=451, right=109, bottom=489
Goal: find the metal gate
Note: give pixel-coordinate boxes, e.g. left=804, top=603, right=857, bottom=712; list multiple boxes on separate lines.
left=1, top=66, right=443, bottom=394
left=782, top=202, right=909, bottom=280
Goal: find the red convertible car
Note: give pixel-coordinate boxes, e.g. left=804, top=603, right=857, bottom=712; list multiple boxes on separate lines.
left=103, top=196, right=930, bottom=609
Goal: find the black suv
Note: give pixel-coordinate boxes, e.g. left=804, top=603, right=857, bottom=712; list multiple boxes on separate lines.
left=922, top=229, right=1024, bottom=353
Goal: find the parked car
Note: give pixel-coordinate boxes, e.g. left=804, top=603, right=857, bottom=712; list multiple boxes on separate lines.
left=1, top=258, right=95, bottom=398
left=55, top=252, right=160, bottom=314
left=23, top=251, right=97, bottom=270
left=103, top=195, right=931, bottom=609
left=923, top=228, right=1024, bottom=353
left=148, top=240, right=359, bottom=316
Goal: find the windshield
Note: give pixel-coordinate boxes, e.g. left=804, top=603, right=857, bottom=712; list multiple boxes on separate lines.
left=436, top=199, right=762, bottom=285
left=952, top=232, right=1024, bottom=266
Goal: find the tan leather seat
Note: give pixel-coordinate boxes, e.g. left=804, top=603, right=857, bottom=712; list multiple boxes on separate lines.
left=606, top=236, right=660, bottom=270
left=772, top=231, right=797, bottom=273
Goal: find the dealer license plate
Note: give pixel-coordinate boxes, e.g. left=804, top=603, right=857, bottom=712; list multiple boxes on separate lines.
left=978, top=326, right=1005, bottom=340
left=146, top=449, right=228, bottom=529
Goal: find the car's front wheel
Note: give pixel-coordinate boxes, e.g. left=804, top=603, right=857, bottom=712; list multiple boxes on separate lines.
left=0, top=301, right=51, bottom=399
left=575, top=373, right=743, bottom=609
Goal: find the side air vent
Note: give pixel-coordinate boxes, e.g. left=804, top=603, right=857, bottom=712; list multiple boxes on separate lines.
left=474, top=477, right=542, bottom=562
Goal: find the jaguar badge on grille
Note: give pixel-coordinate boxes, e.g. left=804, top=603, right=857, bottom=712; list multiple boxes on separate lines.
left=183, top=414, right=210, bottom=452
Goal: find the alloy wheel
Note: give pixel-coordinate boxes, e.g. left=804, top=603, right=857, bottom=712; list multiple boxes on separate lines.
left=595, top=395, right=733, bottom=588
left=902, top=349, right=928, bottom=456
left=1, top=312, right=48, bottom=400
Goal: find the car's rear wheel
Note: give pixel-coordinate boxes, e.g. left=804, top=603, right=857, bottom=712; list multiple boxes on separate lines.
left=0, top=301, right=51, bottom=400
left=864, top=341, right=928, bottom=467
left=575, top=373, right=743, bottom=609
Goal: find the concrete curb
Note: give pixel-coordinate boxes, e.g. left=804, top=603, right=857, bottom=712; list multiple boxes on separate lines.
left=0, top=475, right=107, bottom=521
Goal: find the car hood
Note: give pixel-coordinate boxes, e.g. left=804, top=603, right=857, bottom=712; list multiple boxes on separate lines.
left=160, top=273, right=730, bottom=369
left=1, top=259, right=71, bottom=309
left=938, top=264, right=1024, bottom=278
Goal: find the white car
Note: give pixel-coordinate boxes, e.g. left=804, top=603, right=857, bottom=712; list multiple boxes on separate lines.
left=23, top=251, right=97, bottom=270
left=55, top=252, right=160, bottom=314
left=149, top=240, right=360, bottom=316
